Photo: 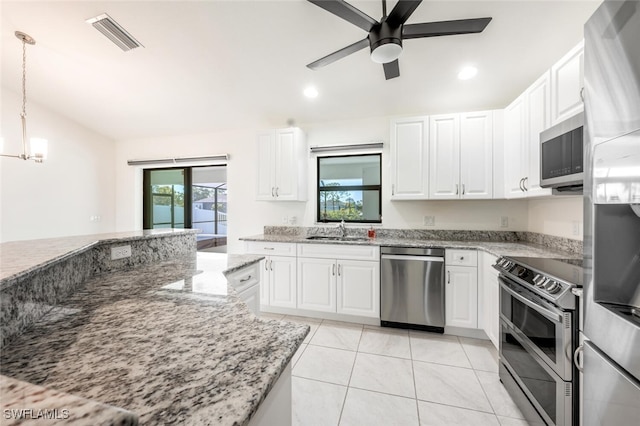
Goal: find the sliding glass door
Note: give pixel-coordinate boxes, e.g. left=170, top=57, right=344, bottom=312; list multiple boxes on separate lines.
left=143, top=168, right=192, bottom=229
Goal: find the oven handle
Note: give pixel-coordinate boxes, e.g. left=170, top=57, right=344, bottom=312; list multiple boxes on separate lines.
left=499, top=280, right=562, bottom=322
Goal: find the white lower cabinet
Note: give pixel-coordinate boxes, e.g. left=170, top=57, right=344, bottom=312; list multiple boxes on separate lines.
left=296, top=243, right=380, bottom=319
left=226, top=262, right=261, bottom=316
left=337, top=260, right=380, bottom=317
left=245, top=242, right=297, bottom=309
left=479, top=252, right=499, bottom=349
left=445, top=250, right=478, bottom=329
left=297, top=257, right=336, bottom=312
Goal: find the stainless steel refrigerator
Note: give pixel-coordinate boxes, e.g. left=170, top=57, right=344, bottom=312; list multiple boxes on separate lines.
left=583, top=1, right=640, bottom=424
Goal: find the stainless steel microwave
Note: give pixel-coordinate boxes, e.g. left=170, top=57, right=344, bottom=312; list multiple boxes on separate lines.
left=540, top=112, right=584, bottom=193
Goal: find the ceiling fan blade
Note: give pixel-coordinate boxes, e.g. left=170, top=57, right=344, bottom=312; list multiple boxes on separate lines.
left=307, top=38, right=370, bottom=70
left=307, top=0, right=379, bottom=32
left=383, top=60, right=400, bottom=80
left=386, top=0, right=423, bottom=27
left=403, top=17, right=492, bottom=39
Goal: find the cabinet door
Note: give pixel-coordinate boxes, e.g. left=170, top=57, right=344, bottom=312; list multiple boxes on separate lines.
left=390, top=117, right=429, bottom=199
left=337, top=260, right=380, bottom=318
left=274, top=128, right=298, bottom=201
left=526, top=72, right=553, bottom=197
left=460, top=111, right=493, bottom=199
left=239, top=284, right=260, bottom=316
left=297, top=257, right=336, bottom=312
left=429, top=114, right=461, bottom=199
left=551, top=41, right=584, bottom=126
left=259, top=258, right=270, bottom=307
left=256, top=131, right=276, bottom=200
left=269, top=256, right=297, bottom=308
left=445, top=266, right=478, bottom=328
left=504, top=95, right=528, bottom=199
left=480, top=253, right=499, bottom=349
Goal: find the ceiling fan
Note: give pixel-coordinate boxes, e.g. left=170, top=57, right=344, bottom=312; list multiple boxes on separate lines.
left=306, top=0, right=492, bottom=80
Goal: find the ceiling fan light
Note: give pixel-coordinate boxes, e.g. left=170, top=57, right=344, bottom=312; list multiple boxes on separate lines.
left=370, top=42, right=402, bottom=64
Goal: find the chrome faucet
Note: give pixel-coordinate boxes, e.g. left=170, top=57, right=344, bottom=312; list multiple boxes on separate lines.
left=338, top=220, right=347, bottom=238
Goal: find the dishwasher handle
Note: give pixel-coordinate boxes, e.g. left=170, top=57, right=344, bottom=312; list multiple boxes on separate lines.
left=381, top=254, right=444, bottom=262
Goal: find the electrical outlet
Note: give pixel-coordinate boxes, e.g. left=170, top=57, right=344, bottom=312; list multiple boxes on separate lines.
left=281, top=216, right=289, bottom=224
left=423, top=216, right=435, bottom=226
left=572, top=221, right=580, bottom=236
left=111, top=245, right=132, bottom=260
left=289, top=216, right=297, bottom=225
left=500, top=216, right=509, bottom=228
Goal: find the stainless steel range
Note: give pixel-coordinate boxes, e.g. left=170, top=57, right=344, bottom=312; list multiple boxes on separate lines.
left=494, top=256, right=583, bottom=426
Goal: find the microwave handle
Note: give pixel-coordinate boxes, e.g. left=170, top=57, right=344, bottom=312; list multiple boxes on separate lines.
left=499, top=280, right=562, bottom=322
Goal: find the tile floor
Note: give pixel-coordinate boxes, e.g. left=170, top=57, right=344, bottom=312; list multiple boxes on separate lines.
left=260, top=313, right=527, bottom=426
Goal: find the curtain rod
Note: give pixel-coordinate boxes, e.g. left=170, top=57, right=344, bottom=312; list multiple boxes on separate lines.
left=127, top=154, right=228, bottom=166
left=309, top=142, right=383, bottom=153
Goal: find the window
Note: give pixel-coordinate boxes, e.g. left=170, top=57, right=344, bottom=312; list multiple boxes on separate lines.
left=317, top=154, right=382, bottom=223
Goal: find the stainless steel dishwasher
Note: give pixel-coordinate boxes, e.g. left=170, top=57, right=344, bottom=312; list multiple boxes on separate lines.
left=380, top=246, right=445, bottom=333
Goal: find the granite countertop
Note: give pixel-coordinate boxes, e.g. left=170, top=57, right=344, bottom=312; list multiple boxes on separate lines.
left=0, top=229, right=199, bottom=282
left=241, top=234, right=582, bottom=259
left=1, top=245, right=307, bottom=425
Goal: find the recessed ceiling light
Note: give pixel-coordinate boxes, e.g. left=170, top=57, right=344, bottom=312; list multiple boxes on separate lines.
left=458, top=66, right=478, bottom=80
left=303, top=86, right=319, bottom=99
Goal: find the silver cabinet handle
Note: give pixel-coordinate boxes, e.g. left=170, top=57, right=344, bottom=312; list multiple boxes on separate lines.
left=240, top=275, right=252, bottom=282
left=338, top=264, right=341, bottom=276
left=271, top=187, right=275, bottom=197
left=580, top=87, right=585, bottom=102
left=264, top=247, right=275, bottom=251
left=518, top=178, right=524, bottom=192
left=275, top=187, right=279, bottom=197
left=460, top=256, right=465, bottom=260
left=332, top=264, right=336, bottom=276
left=462, top=184, right=465, bottom=195
left=574, top=344, right=584, bottom=372
left=270, top=260, right=273, bottom=271
left=391, top=184, right=395, bottom=196
left=523, top=177, right=528, bottom=191
left=456, top=184, right=459, bottom=195
left=264, top=260, right=268, bottom=271
left=447, top=271, right=451, bottom=284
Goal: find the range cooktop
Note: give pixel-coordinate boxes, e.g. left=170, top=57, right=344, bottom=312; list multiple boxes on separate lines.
left=493, top=256, right=583, bottom=309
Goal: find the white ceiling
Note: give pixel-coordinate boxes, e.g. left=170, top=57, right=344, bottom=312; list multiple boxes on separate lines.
left=1, top=0, right=601, bottom=141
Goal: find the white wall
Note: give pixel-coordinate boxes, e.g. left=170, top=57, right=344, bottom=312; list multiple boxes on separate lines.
left=528, top=196, right=583, bottom=240
left=115, top=116, right=537, bottom=254
left=0, top=89, right=116, bottom=242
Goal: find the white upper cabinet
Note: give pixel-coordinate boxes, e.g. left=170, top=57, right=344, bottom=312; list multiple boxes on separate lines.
left=460, top=111, right=494, bottom=199
left=256, top=127, right=307, bottom=201
left=526, top=72, right=553, bottom=197
left=429, top=114, right=460, bottom=199
left=390, top=116, right=429, bottom=200
left=551, top=41, right=584, bottom=126
left=504, top=72, right=553, bottom=199
left=430, top=111, right=494, bottom=199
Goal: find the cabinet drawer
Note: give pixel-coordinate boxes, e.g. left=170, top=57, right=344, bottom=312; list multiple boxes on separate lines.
left=245, top=241, right=296, bottom=256
left=226, top=263, right=260, bottom=293
left=446, top=249, right=478, bottom=267
left=297, top=243, right=380, bottom=261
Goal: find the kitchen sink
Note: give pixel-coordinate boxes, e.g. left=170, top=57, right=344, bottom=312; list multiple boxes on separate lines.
left=305, top=235, right=369, bottom=242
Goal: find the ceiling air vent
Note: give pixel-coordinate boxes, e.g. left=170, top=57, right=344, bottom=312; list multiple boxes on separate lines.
left=86, top=13, right=143, bottom=51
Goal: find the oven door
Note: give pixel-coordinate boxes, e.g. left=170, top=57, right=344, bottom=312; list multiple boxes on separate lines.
left=500, top=320, right=573, bottom=426
left=499, top=276, right=573, bottom=380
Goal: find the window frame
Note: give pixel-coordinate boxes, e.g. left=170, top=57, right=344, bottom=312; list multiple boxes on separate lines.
left=316, top=153, right=382, bottom=224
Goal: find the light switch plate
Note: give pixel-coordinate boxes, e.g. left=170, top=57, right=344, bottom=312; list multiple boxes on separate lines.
left=500, top=216, right=509, bottom=228
left=423, top=216, right=435, bottom=226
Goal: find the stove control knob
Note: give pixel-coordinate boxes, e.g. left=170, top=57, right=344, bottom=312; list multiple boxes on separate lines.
left=546, top=281, right=562, bottom=294
left=516, top=267, right=528, bottom=278
left=537, top=277, right=549, bottom=288
left=533, top=274, right=543, bottom=285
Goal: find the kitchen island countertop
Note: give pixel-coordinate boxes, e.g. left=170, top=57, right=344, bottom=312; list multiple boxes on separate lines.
left=0, top=235, right=308, bottom=426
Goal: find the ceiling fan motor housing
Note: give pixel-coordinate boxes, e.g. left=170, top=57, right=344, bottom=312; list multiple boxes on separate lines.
left=369, top=21, right=403, bottom=63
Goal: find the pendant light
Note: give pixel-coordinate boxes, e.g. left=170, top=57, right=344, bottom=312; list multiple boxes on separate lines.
left=0, top=31, right=48, bottom=163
